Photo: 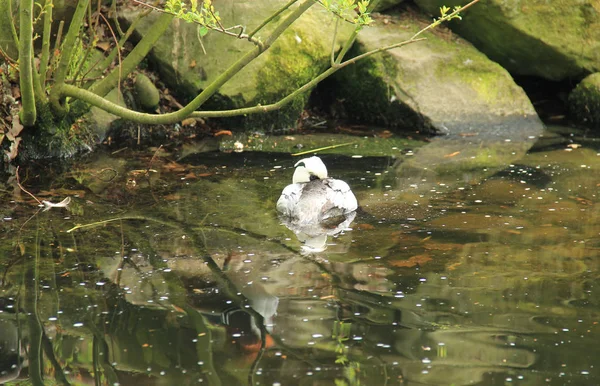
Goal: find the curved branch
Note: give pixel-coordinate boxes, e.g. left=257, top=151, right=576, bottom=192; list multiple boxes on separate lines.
left=58, top=36, right=424, bottom=122
left=89, top=12, right=173, bottom=97
left=57, top=0, right=315, bottom=124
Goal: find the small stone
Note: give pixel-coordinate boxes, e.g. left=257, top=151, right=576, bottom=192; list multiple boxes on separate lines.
left=134, top=73, right=160, bottom=111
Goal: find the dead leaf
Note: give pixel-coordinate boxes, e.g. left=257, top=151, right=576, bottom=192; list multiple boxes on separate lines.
left=214, top=130, right=232, bottom=137
left=9, top=115, right=24, bottom=137
left=181, top=118, right=196, bottom=127
left=444, top=151, right=460, bottom=158
left=6, top=137, right=20, bottom=161
left=447, top=262, right=462, bottom=271
left=96, top=41, right=111, bottom=52
left=377, top=130, right=393, bottom=139
left=189, top=59, right=196, bottom=68
left=163, top=162, right=187, bottom=172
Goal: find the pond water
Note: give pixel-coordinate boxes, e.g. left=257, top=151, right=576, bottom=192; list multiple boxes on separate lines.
left=0, top=127, right=598, bottom=385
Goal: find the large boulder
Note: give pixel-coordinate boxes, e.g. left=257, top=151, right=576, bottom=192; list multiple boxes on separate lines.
left=568, top=72, right=600, bottom=130
left=326, top=11, right=543, bottom=137
left=120, top=1, right=354, bottom=131
left=415, top=0, right=600, bottom=81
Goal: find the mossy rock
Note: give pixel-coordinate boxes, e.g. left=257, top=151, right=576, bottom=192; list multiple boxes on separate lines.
left=415, top=0, right=600, bottom=81
left=121, top=1, right=354, bottom=131
left=568, top=73, right=600, bottom=130
left=327, top=11, right=543, bottom=137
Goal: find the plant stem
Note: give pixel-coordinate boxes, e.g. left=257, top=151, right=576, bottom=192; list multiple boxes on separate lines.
left=247, top=0, right=298, bottom=38
left=49, top=0, right=90, bottom=113
left=8, top=0, right=20, bottom=48
left=58, top=0, right=314, bottom=124
left=89, top=12, right=173, bottom=97
left=411, top=0, right=480, bottom=40
left=86, top=6, right=152, bottom=88
left=39, top=0, right=53, bottom=89
left=19, top=0, right=37, bottom=126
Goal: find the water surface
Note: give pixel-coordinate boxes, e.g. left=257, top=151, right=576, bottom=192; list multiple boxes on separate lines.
left=0, top=129, right=598, bottom=385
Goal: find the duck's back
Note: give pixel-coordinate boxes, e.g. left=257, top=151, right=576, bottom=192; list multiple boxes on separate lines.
left=277, top=178, right=357, bottom=223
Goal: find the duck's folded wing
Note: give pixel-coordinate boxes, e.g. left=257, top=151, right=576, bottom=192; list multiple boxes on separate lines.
left=326, top=179, right=358, bottom=212
left=276, top=183, right=303, bottom=216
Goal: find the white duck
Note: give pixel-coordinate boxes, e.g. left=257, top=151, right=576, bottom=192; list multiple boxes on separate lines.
left=276, top=156, right=357, bottom=224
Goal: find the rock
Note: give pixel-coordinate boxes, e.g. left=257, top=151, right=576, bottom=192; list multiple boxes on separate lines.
left=327, top=11, right=543, bottom=137
left=415, top=0, right=600, bottom=81
left=120, top=1, right=354, bottom=131
left=568, top=73, right=600, bottom=130
left=133, top=73, right=160, bottom=110
left=87, top=88, right=126, bottom=141
left=374, top=0, right=405, bottom=12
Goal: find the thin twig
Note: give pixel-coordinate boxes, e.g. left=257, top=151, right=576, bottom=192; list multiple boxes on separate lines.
left=411, top=0, right=480, bottom=40
left=148, top=144, right=163, bottom=172
left=131, top=0, right=261, bottom=45
left=15, top=166, right=42, bottom=205
left=330, top=17, right=339, bottom=68
left=98, top=12, right=122, bottom=102
left=292, top=142, right=355, bottom=156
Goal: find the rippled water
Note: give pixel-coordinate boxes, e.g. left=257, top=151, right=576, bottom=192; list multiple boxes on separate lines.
left=0, top=128, right=598, bottom=385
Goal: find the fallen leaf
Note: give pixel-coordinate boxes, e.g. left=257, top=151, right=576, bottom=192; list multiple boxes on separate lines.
left=189, top=59, right=196, bottom=68
left=197, top=173, right=213, bottom=177
left=181, top=117, right=196, bottom=127
left=444, top=151, right=460, bottom=158
left=214, top=130, right=232, bottom=137
left=447, top=262, right=462, bottom=271
left=6, top=137, right=20, bottom=161
left=163, top=162, right=187, bottom=172
left=96, top=41, right=111, bottom=51
left=377, top=130, right=393, bottom=138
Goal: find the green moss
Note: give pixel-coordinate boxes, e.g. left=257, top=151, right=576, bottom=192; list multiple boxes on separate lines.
left=416, top=0, right=598, bottom=80
left=330, top=43, right=426, bottom=130
left=18, top=102, right=96, bottom=160
left=244, top=31, right=330, bottom=130
left=568, top=73, right=600, bottom=130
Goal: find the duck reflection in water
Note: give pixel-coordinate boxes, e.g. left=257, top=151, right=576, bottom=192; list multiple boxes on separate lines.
left=277, top=156, right=357, bottom=254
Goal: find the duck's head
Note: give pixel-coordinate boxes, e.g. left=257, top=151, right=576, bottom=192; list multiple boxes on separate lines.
left=292, top=156, right=328, bottom=183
